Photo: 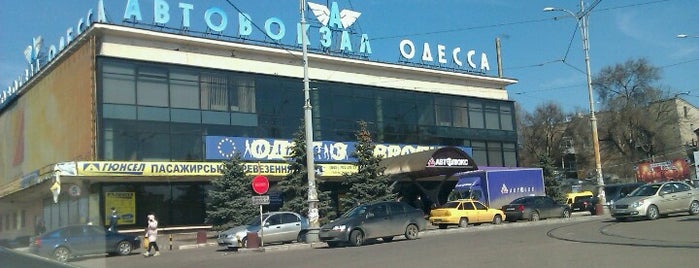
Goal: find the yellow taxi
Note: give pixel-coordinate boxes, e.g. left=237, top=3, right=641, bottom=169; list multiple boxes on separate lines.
left=429, top=199, right=505, bottom=229
left=565, top=191, right=594, bottom=206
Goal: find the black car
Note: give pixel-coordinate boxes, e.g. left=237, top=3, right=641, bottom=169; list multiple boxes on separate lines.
left=501, top=196, right=571, bottom=222
left=319, top=201, right=427, bottom=247
left=570, top=196, right=599, bottom=215
left=29, top=225, right=141, bottom=262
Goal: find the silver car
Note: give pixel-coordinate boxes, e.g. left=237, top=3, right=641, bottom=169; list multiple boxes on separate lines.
left=611, top=181, right=699, bottom=221
left=217, top=211, right=308, bottom=249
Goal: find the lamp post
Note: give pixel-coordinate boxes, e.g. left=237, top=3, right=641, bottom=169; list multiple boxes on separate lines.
left=300, top=0, right=320, bottom=242
left=544, top=0, right=605, bottom=213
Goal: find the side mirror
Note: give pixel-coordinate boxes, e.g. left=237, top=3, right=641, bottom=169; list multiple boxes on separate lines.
left=264, top=221, right=271, bottom=227
left=366, top=212, right=375, bottom=219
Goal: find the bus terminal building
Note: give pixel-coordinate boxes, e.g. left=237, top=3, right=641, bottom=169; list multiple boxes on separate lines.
left=0, top=0, right=518, bottom=239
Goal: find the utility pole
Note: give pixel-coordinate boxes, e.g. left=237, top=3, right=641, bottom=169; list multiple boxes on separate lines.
left=544, top=0, right=605, bottom=213
left=300, top=0, right=320, bottom=242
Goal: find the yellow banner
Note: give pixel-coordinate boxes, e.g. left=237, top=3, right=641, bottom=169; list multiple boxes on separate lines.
left=77, top=161, right=356, bottom=177
left=104, top=192, right=136, bottom=225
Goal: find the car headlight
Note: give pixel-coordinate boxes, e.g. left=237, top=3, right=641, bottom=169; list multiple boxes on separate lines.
left=332, top=225, right=347, bottom=231
left=631, top=200, right=645, bottom=208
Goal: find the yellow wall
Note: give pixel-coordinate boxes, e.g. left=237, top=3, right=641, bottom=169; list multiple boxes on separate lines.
left=0, top=41, right=95, bottom=184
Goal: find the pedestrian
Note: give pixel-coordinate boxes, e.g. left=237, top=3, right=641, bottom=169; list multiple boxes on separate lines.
left=143, top=213, right=160, bottom=257
left=35, top=219, right=46, bottom=236
left=108, top=207, right=119, bottom=232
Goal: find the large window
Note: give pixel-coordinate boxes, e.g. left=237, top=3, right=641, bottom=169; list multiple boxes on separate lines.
left=103, top=62, right=135, bottom=104
left=99, top=58, right=517, bottom=165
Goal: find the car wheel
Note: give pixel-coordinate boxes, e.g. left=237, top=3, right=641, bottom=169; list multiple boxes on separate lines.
left=117, top=240, right=133, bottom=255
left=458, top=218, right=469, bottom=228
left=562, top=209, right=571, bottom=219
left=383, top=236, right=394, bottom=242
left=349, top=230, right=364, bottom=247
left=689, top=201, right=699, bottom=215
left=492, top=215, right=502, bottom=225
left=646, top=205, right=659, bottom=220
left=438, top=224, right=447, bottom=229
left=404, top=224, right=419, bottom=240
left=53, top=246, right=71, bottom=262
left=529, top=211, right=540, bottom=221
left=241, top=237, right=248, bottom=248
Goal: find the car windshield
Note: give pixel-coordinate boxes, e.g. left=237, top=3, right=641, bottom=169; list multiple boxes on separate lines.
left=629, top=185, right=660, bottom=197
left=245, top=214, right=267, bottom=226
left=341, top=205, right=368, bottom=218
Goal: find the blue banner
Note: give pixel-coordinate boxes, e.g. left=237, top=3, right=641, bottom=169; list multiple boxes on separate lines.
left=205, top=136, right=471, bottom=163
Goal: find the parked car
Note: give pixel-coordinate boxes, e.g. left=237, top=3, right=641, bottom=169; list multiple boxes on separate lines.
left=428, top=199, right=505, bottom=229
left=1, top=246, right=78, bottom=268
left=501, top=196, right=571, bottom=222
left=565, top=191, right=594, bottom=207
left=319, top=201, right=427, bottom=247
left=217, top=211, right=308, bottom=249
left=603, top=182, right=645, bottom=207
left=570, top=196, right=599, bottom=215
left=611, top=181, right=699, bottom=221
left=29, top=224, right=140, bottom=262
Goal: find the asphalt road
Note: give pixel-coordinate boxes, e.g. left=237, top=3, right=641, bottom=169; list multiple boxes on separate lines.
left=71, top=213, right=699, bottom=268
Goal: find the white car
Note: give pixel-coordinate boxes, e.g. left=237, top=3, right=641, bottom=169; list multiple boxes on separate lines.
left=217, top=211, right=308, bottom=248
left=611, top=181, right=699, bottom=221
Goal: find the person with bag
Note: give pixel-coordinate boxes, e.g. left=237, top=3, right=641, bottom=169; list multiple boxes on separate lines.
left=143, top=213, right=160, bottom=257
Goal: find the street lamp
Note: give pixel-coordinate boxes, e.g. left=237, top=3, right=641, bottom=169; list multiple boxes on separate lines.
left=544, top=0, right=606, bottom=213
left=300, top=0, right=320, bottom=242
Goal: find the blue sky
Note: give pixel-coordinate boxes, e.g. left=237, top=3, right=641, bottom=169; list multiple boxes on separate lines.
left=1, top=0, right=697, bottom=113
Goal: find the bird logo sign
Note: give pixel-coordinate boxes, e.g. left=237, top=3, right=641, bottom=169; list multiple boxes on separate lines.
left=307, top=2, right=361, bottom=29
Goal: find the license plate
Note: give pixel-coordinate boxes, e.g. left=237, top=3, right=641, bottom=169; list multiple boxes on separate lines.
left=506, top=207, right=515, bottom=211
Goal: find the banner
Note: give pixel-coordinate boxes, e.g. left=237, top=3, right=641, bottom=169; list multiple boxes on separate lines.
left=635, top=158, right=691, bottom=183
left=104, top=192, right=136, bottom=225
left=77, top=161, right=356, bottom=177
left=205, top=136, right=472, bottom=162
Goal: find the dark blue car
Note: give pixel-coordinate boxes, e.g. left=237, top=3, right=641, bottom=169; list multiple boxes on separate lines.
left=29, top=225, right=140, bottom=262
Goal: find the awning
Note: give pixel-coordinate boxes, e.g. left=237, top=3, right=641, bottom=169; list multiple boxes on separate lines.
left=380, top=146, right=478, bottom=179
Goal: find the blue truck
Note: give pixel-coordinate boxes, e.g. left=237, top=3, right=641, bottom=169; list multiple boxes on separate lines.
left=447, top=167, right=546, bottom=209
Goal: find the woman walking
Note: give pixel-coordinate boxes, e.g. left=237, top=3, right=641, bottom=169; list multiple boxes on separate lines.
left=143, top=213, right=160, bottom=257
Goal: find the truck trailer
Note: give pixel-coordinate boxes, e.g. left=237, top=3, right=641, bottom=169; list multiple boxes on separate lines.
left=447, top=167, right=546, bottom=209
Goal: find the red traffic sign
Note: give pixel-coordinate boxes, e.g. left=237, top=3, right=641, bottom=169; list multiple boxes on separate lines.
left=251, top=175, right=269, bottom=195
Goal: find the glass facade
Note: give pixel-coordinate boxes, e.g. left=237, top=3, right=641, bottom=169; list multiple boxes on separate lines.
left=96, top=57, right=518, bottom=226
left=97, top=57, right=518, bottom=164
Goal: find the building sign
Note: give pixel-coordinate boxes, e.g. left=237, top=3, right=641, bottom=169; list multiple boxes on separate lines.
left=104, top=192, right=136, bottom=225
left=635, top=158, right=691, bottom=183
left=2, top=0, right=491, bottom=112
left=205, top=136, right=472, bottom=163
left=77, top=161, right=356, bottom=177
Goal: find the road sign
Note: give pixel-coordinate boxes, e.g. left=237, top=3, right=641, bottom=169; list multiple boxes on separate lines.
left=252, top=195, right=270, bottom=205
left=252, top=175, right=269, bottom=194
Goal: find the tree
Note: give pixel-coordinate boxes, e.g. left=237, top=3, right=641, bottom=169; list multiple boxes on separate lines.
left=538, top=154, right=565, bottom=202
left=592, top=58, right=671, bottom=179
left=339, top=121, right=395, bottom=214
left=205, top=154, right=257, bottom=230
left=277, top=122, right=336, bottom=224
left=519, top=102, right=568, bottom=171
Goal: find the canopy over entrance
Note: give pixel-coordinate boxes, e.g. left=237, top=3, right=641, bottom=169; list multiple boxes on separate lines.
left=381, top=147, right=478, bottom=179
